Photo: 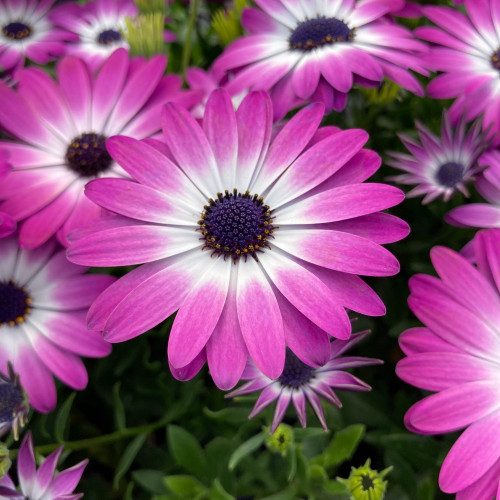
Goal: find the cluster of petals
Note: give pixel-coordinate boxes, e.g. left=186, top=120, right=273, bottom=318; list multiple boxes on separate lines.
left=0, top=432, right=86, bottom=500
left=387, top=111, right=487, bottom=204
left=417, top=0, right=500, bottom=144
left=213, top=0, right=428, bottom=119
left=397, top=229, right=500, bottom=499
left=0, top=0, right=75, bottom=71
left=50, top=0, right=139, bottom=72
left=0, top=151, right=15, bottom=238
left=67, top=88, right=408, bottom=390
left=446, top=149, right=500, bottom=229
left=0, top=235, right=113, bottom=412
left=0, top=49, right=200, bottom=249
left=227, top=331, right=381, bottom=433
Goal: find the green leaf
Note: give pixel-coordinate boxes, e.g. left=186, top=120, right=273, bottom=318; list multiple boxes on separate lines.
left=209, top=478, right=234, bottom=500
left=54, top=392, right=76, bottom=443
left=203, top=407, right=250, bottom=425
left=113, top=382, right=126, bottom=431
left=322, top=424, right=365, bottom=467
left=228, top=432, right=265, bottom=471
left=324, top=480, right=348, bottom=494
left=168, top=425, right=208, bottom=481
left=132, top=469, right=168, bottom=494
left=260, top=486, right=298, bottom=500
left=286, top=446, right=297, bottom=482
left=293, top=428, right=329, bottom=440
left=164, top=475, right=205, bottom=496
left=113, top=433, right=148, bottom=489
left=308, top=464, right=328, bottom=483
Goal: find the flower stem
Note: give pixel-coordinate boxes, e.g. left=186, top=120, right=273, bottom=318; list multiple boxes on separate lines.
left=181, top=0, right=200, bottom=79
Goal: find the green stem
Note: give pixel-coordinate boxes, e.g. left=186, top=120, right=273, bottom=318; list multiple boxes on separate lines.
left=10, top=413, right=172, bottom=459
left=181, top=0, right=200, bottom=79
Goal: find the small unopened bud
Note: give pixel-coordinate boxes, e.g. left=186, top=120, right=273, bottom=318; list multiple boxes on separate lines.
left=0, top=443, right=11, bottom=479
left=359, top=79, right=402, bottom=105
left=0, top=363, right=29, bottom=441
left=265, top=423, right=294, bottom=456
left=134, top=0, right=167, bottom=15
left=211, top=0, right=249, bottom=46
left=337, top=458, right=392, bottom=500
left=124, top=13, right=166, bottom=58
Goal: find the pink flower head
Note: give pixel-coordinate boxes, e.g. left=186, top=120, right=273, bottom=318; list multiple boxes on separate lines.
left=51, top=0, right=135, bottom=72
left=0, top=235, right=114, bottom=413
left=387, top=111, right=488, bottom=204
left=227, top=331, right=381, bottom=433
left=397, top=228, right=500, bottom=499
left=417, top=0, right=500, bottom=145
left=67, top=89, right=408, bottom=390
left=0, top=150, right=15, bottom=238
left=0, top=49, right=201, bottom=249
left=212, top=0, right=428, bottom=120
left=446, top=149, right=500, bottom=228
left=0, top=0, right=75, bottom=72
left=0, top=432, right=87, bottom=499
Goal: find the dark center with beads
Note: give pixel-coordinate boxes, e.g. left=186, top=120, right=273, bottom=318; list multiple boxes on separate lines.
left=97, top=29, right=122, bottom=45
left=0, top=281, right=31, bottom=326
left=361, top=474, right=375, bottom=491
left=198, top=189, right=276, bottom=262
left=278, top=350, right=315, bottom=388
left=492, top=50, right=500, bottom=71
left=0, top=384, right=23, bottom=423
left=289, top=17, right=353, bottom=51
left=65, top=133, right=112, bottom=178
left=2, top=22, right=32, bottom=41
left=435, top=161, right=465, bottom=187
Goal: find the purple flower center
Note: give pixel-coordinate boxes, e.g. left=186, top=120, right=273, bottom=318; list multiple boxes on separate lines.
left=492, top=50, right=500, bottom=71
left=435, top=161, right=464, bottom=188
left=0, top=281, right=31, bottom=326
left=278, top=350, right=315, bottom=388
left=198, top=189, right=276, bottom=262
left=65, top=133, right=112, bottom=178
left=2, top=21, right=32, bottom=41
left=97, top=29, right=122, bottom=45
left=289, top=17, right=353, bottom=51
left=0, top=383, right=23, bottom=423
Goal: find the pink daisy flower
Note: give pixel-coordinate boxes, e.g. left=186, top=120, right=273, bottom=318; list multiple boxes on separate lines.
left=387, top=111, right=488, bottom=203
left=212, top=0, right=428, bottom=119
left=227, top=331, right=381, bottom=433
left=0, top=0, right=75, bottom=72
left=0, top=432, right=87, bottom=500
left=0, top=235, right=113, bottom=413
left=417, top=0, right=500, bottom=144
left=67, top=89, right=408, bottom=390
left=0, top=150, right=15, bottom=238
left=0, top=49, right=200, bottom=249
left=51, top=0, right=176, bottom=71
left=446, top=149, right=500, bottom=228
left=397, top=228, right=500, bottom=499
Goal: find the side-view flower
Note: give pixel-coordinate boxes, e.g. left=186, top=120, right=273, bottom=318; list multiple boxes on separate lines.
left=67, top=88, right=408, bottom=391
left=397, top=228, right=500, bottom=500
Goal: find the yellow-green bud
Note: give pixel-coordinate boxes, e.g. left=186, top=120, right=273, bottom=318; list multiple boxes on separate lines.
left=212, top=0, right=249, bottom=46
left=265, top=424, right=294, bottom=456
left=0, top=443, right=11, bottom=479
left=337, top=459, right=392, bottom=500
left=124, top=13, right=165, bottom=58
left=359, top=78, right=401, bottom=105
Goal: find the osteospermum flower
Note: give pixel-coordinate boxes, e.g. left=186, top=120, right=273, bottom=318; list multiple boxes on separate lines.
left=50, top=0, right=137, bottom=71
left=387, top=112, right=487, bottom=203
left=212, top=0, right=427, bottom=119
left=0, top=363, right=28, bottom=441
left=227, top=331, right=381, bottom=432
left=0, top=0, right=75, bottom=71
left=67, top=89, right=407, bottom=389
left=0, top=235, right=114, bottom=412
left=0, top=432, right=87, bottom=500
left=0, top=151, right=15, bottom=238
left=397, top=229, right=500, bottom=499
left=446, top=149, right=500, bottom=228
left=417, top=0, right=500, bottom=143
left=0, top=49, right=200, bottom=248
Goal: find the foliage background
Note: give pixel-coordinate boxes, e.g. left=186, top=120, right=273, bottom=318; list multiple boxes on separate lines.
left=14, top=1, right=480, bottom=498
